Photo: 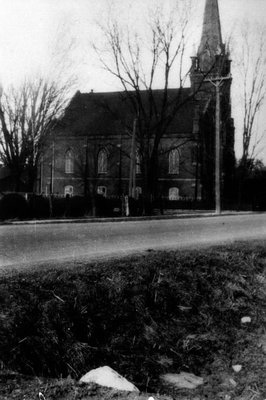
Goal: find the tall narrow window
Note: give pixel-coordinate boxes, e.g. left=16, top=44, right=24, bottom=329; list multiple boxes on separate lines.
left=136, top=186, right=142, bottom=199
left=169, top=149, right=180, bottom=174
left=98, top=149, right=108, bottom=174
left=136, top=151, right=141, bottom=174
left=65, top=149, right=74, bottom=174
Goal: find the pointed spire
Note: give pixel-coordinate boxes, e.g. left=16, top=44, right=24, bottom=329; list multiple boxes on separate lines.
left=198, top=0, right=224, bottom=71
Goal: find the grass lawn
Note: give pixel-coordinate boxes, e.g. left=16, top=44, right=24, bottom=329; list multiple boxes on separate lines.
left=0, top=241, right=266, bottom=400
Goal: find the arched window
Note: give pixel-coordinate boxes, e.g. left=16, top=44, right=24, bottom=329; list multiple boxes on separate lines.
left=65, top=149, right=74, bottom=174
left=169, top=187, right=179, bottom=200
left=135, top=186, right=142, bottom=199
left=136, top=151, right=141, bottom=174
left=169, top=149, right=180, bottom=174
left=64, top=185, right=74, bottom=197
left=98, top=149, right=108, bottom=174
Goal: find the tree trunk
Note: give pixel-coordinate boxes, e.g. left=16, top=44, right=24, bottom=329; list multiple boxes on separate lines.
left=14, top=175, right=21, bottom=192
left=27, top=165, right=37, bottom=193
left=142, top=149, right=159, bottom=215
left=89, top=182, right=97, bottom=217
left=11, top=167, right=22, bottom=192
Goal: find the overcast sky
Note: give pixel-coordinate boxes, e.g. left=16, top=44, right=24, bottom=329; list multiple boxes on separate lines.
left=0, top=0, right=266, bottom=160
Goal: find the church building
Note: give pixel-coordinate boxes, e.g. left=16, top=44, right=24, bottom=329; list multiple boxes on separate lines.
left=39, top=0, right=235, bottom=206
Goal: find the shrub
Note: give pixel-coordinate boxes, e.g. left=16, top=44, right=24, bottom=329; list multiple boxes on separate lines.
left=69, top=196, right=89, bottom=217
left=96, top=195, right=113, bottom=217
left=51, top=197, right=66, bottom=218
left=28, top=195, right=50, bottom=219
left=50, top=196, right=90, bottom=218
left=0, top=193, right=28, bottom=220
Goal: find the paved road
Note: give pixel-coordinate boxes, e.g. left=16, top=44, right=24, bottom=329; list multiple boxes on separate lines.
left=1, top=213, right=266, bottom=269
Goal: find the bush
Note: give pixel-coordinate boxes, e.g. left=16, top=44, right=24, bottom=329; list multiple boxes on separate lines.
left=96, top=195, right=116, bottom=217
left=51, top=197, right=67, bottom=218
left=28, top=195, right=50, bottom=219
left=69, top=196, right=89, bottom=217
left=161, top=199, right=214, bottom=210
left=0, top=193, right=28, bottom=220
left=51, top=196, right=90, bottom=218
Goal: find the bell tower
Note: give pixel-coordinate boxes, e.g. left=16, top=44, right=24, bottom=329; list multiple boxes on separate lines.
left=190, top=0, right=235, bottom=207
left=190, top=0, right=231, bottom=92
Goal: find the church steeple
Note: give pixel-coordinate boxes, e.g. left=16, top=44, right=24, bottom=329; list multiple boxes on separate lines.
left=190, top=0, right=229, bottom=82
left=198, top=0, right=224, bottom=66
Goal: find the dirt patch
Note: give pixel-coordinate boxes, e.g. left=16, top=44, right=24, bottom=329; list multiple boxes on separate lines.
left=0, top=242, right=266, bottom=399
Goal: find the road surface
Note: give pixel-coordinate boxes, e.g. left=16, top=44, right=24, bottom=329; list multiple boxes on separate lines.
left=1, top=213, right=266, bottom=269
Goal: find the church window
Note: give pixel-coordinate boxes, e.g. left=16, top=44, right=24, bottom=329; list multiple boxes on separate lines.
left=169, top=187, right=179, bottom=200
left=169, top=149, right=180, bottom=174
left=65, top=149, right=74, bottom=174
left=135, top=186, right=142, bottom=199
left=64, top=185, right=73, bottom=197
left=98, top=149, right=108, bottom=174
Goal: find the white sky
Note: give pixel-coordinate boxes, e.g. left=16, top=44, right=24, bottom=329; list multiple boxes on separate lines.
left=0, top=0, right=266, bottom=160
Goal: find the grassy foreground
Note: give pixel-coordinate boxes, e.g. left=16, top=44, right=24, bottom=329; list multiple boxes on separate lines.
left=0, top=242, right=266, bottom=399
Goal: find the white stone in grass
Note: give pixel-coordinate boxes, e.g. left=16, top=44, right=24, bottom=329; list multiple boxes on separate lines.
left=148, top=397, right=155, bottom=400
left=79, top=366, right=139, bottom=392
left=258, top=334, right=266, bottom=354
left=241, top=316, right=251, bottom=324
left=229, top=378, right=237, bottom=387
left=161, top=372, right=203, bottom=389
left=232, top=365, right=242, bottom=373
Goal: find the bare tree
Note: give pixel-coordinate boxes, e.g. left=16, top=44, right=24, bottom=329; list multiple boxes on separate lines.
left=236, top=22, right=266, bottom=167
left=94, top=2, right=208, bottom=212
left=0, top=77, right=72, bottom=191
left=0, top=22, right=77, bottom=192
left=75, top=135, right=123, bottom=216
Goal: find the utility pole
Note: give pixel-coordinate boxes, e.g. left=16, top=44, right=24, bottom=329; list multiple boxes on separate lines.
left=50, top=141, right=55, bottom=194
left=205, top=74, right=231, bottom=214
left=129, top=118, right=137, bottom=198
left=117, top=131, right=122, bottom=197
left=215, top=81, right=221, bottom=214
left=84, top=137, right=89, bottom=197
left=39, top=156, right=43, bottom=194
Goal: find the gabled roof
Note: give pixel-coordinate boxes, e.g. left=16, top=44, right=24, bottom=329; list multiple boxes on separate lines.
left=55, top=88, right=195, bottom=137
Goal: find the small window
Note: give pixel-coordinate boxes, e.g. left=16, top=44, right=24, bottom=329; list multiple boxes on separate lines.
left=169, top=187, right=179, bottom=200
left=65, top=149, right=74, bottom=174
left=97, top=186, right=107, bottom=197
left=169, top=149, right=180, bottom=174
left=98, top=149, right=108, bottom=174
left=64, top=185, right=73, bottom=197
